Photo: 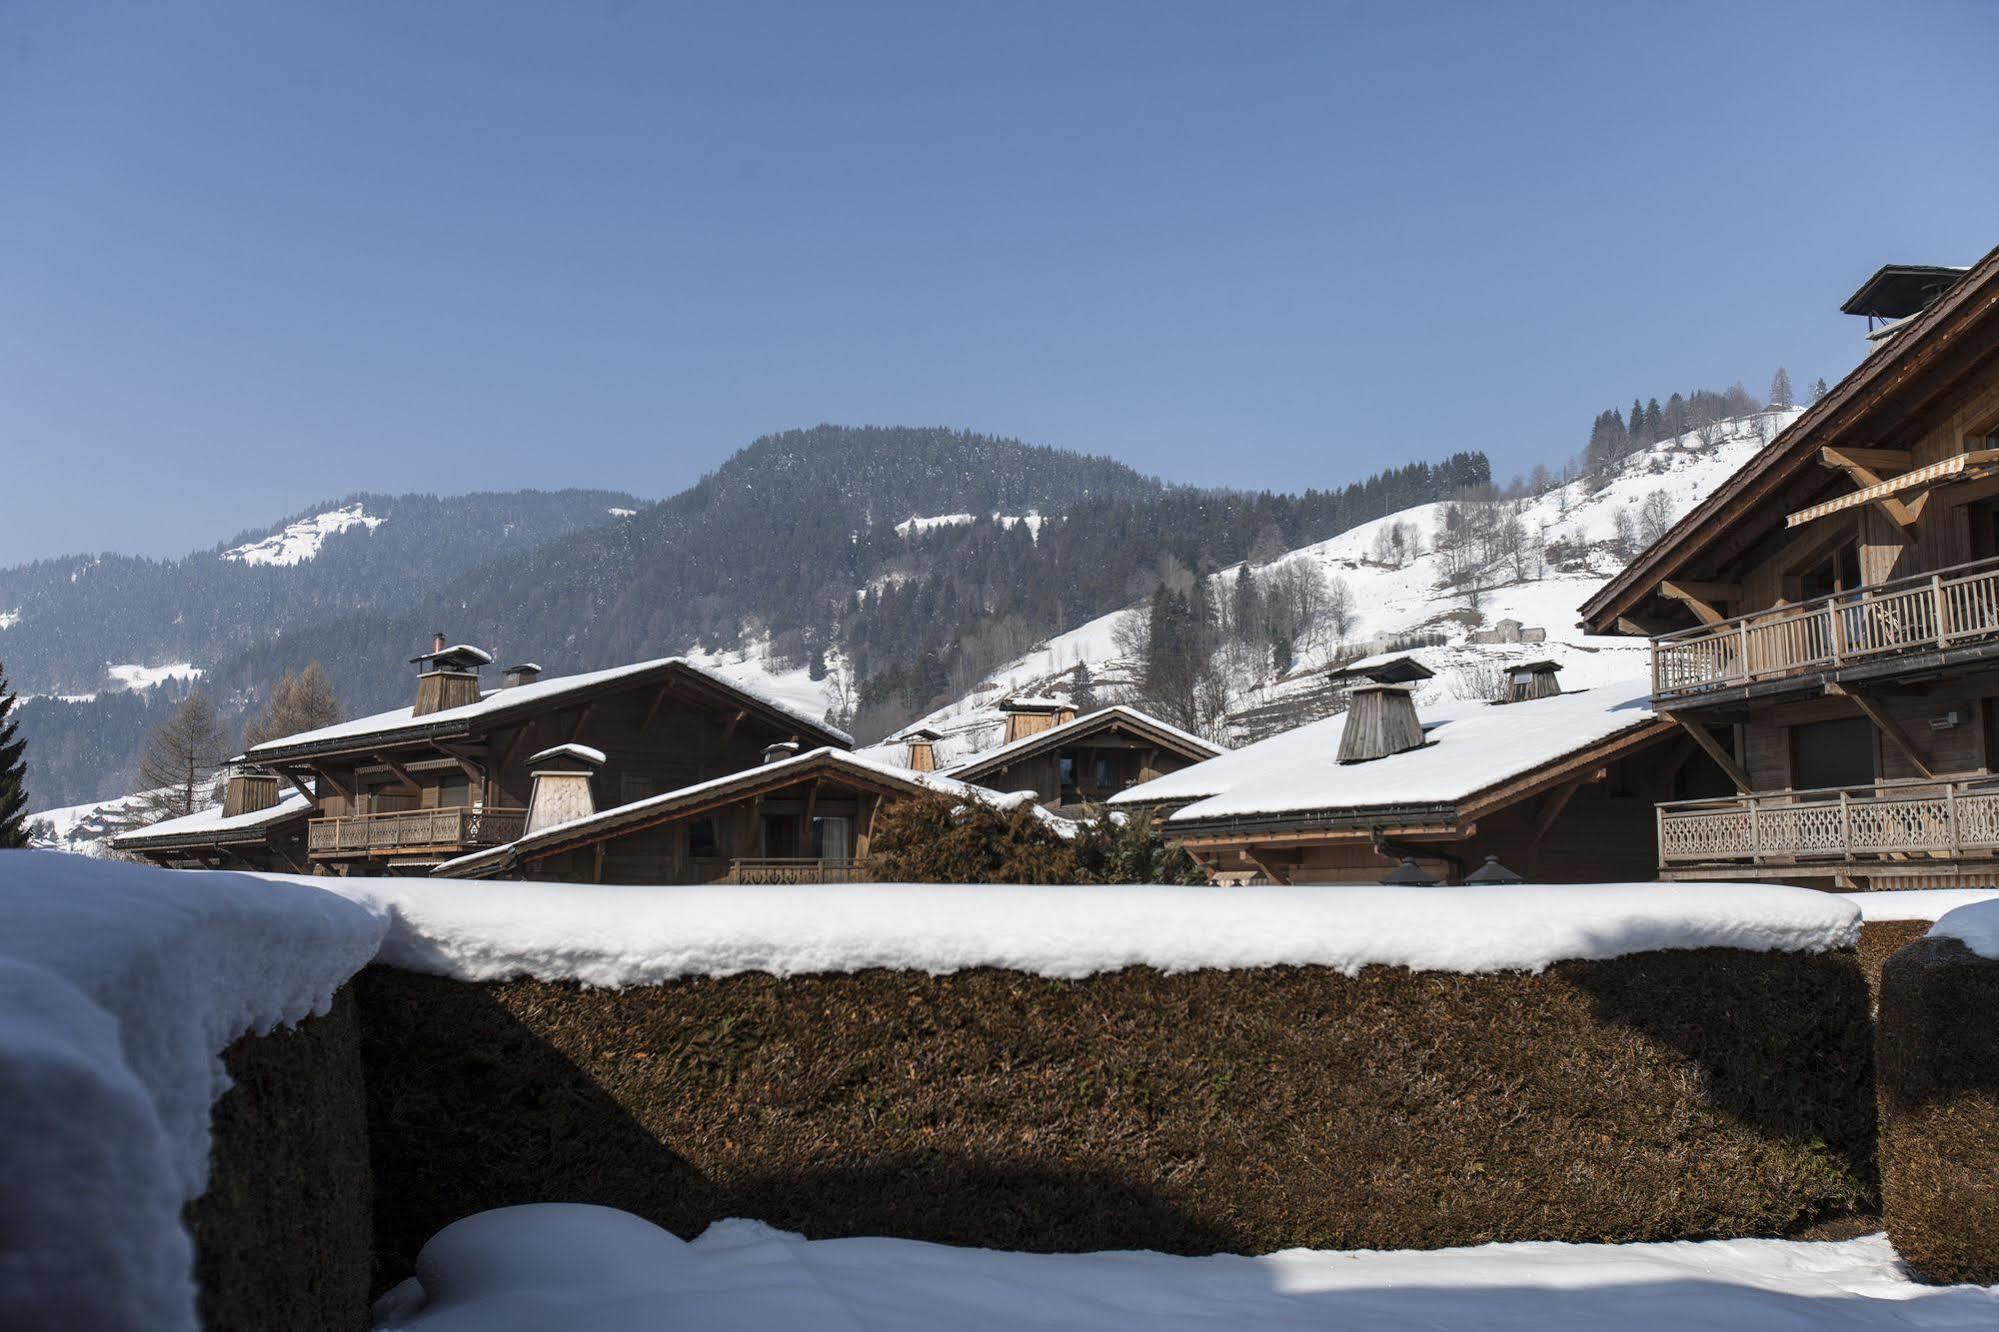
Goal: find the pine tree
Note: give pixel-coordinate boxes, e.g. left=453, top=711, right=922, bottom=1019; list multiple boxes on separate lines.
left=1812, top=377, right=1829, bottom=402
left=1630, top=397, right=1649, bottom=443
left=136, top=691, right=233, bottom=824
left=241, top=662, right=342, bottom=749
left=0, top=663, right=30, bottom=849
left=1070, top=661, right=1098, bottom=713
left=1769, top=366, right=1795, bottom=408
left=1644, top=398, right=1663, bottom=440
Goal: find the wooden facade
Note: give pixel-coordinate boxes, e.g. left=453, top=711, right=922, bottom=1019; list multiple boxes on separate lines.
left=942, top=706, right=1223, bottom=812
left=1582, top=248, right=1999, bottom=887
left=232, top=652, right=848, bottom=875
left=434, top=749, right=990, bottom=884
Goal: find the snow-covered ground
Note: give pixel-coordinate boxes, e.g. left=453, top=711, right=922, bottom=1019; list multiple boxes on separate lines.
left=608, top=506, right=637, bottom=517
left=894, top=510, right=1046, bottom=539
left=25, top=788, right=169, bottom=855
left=873, top=413, right=1798, bottom=768
left=106, top=661, right=202, bottom=691
left=290, top=877, right=1858, bottom=988
left=221, top=502, right=384, bottom=566
left=0, top=607, right=20, bottom=630
left=376, top=1204, right=1999, bottom=1331
left=0, top=852, right=385, bottom=1332
left=681, top=635, right=852, bottom=728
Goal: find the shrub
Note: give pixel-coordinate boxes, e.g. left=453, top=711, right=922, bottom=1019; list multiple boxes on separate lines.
left=1069, top=806, right=1208, bottom=884
left=867, top=795, right=1077, bottom=883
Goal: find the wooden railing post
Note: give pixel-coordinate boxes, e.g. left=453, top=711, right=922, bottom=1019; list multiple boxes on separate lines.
left=1839, top=791, right=1852, bottom=861
left=1934, top=573, right=1952, bottom=645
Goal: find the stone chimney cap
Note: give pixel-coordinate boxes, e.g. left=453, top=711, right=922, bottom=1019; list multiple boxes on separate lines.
left=526, top=743, right=605, bottom=769
left=410, top=643, right=493, bottom=669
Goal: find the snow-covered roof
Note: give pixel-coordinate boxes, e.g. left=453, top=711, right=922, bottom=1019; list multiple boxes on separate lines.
left=242, top=656, right=850, bottom=760
left=109, top=792, right=313, bottom=849
left=297, top=877, right=1860, bottom=987
left=1111, top=682, right=1659, bottom=822
left=941, top=705, right=1222, bottom=782
left=526, top=743, right=606, bottom=768
left=434, top=746, right=1077, bottom=878
left=1001, top=694, right=1070, bottom=711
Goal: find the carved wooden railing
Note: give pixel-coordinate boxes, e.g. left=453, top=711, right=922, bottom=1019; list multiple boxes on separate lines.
left=1652, top=555, right=1999, bottom=699
left=1657, top=777, right=1999, bottom=866
left=308, top=806, right=528, bottom=857
left=724, top=857, right=871, bottom=885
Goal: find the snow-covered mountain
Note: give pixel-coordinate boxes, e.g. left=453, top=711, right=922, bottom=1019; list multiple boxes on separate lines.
left=863, top=412, right=1799, bottom=769
left=221, top=503, right=386, bottom=567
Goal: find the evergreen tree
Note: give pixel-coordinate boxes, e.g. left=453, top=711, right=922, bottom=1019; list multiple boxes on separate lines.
left=1769, top=366, right=1795, bottom=408
left=0, top=663, right=29, bottom=849
left=1070, top=661, right=1098, bottom=713
left=136, top=691, right=233, bottom=824
left=1629, top=397, right=1649, bottom=443
left=241, top=662, right=342, bottom=749
left=1812, top=377, right=1829, bottom=402
left=1070, top=806, right=1209, bottom=884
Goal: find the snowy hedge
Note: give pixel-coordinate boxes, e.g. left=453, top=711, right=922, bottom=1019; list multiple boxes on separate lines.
left=341, top=879, right=1877, bottom=1277
left=1877, top=901, right=1999, bottom=1285
left=0, top=853, right=382, bottom=1332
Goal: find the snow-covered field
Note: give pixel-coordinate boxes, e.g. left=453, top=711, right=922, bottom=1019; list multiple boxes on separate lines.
left=873, top=413, right=1798, bottom=768
left=894, top=510, right=1046, bottom=539
left=376, top=1204, right=1999, bottom=1331
left=105, top=660, right=202, bottom=691
left=221, top=502, right=384, bottom=566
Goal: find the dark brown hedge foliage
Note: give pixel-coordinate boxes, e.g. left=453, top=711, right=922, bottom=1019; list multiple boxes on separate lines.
left=867, top=795, right=1078, bottom=883
left=185, top=986, right=373, bottom=1332
left=1858, top=919, right=1930, bottom=1000
left=1877, top=934, right=1999, bottom=1285
left=355, top=948, right=1875, bottom=1289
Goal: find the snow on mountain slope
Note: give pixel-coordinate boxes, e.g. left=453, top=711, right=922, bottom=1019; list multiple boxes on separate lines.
left=895, top=511, right=1047, bottom=539
left=0, top=608, right=20, bottom=630
left=680, top=636, right=852, bottom=730
left=865, top=412, right=1799, bottom=769
left=221, top=502, right=384, bottom=566
left=105, top=663, right=201, bottom=691
left=25, top=790, right=169, bottom=857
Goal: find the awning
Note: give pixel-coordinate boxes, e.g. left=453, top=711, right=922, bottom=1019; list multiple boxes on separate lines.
left=1785, top=449, right=1999, bottom=528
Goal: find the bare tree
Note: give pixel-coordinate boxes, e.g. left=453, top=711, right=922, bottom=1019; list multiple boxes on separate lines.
left=242, top=662, right=341, bottom=748
left=1610, top=508, right=1639, bottom=559
left=136, top=691, right=233, bottom=823
left=1637, top=490, right=1676, bottom=545
left=1324, top=575, right=1355, bottom=644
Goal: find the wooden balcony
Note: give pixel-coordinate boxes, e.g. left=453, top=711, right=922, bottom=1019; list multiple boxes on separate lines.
left=308, top=806, right=528, bottom=859
left=1657, top=776, right=1999, bottom=869
left=1651, top=555, right=1999, bottom=701
left=722, top=857, right=871, bottom=885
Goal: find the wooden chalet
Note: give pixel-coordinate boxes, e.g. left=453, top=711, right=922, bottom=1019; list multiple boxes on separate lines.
left=938, top=703, right=1223, bottom=812
left=202, top=636, right=849, bottom=875
left=433, top=746, right=1073, bottom=884
left=1110, top=665, right=1718, bottom=884
left=1580, top=247, right=1999, bottom=887
left=113, top=769, right=313, bottom=872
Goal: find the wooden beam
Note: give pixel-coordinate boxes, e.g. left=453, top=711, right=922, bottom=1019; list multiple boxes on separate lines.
left=433, top=741, right=485, bottom=784
left=1659, top=580, right=1738, bottom=626
left=592, top=842, right=605, bottom=884
left=308, top=765, right=351, bottom=799
left=1823, top=445, right=1911, bottom=474
left=374, top=753, right=421, bottom=794
left=1530, top=779, right=1583, bottom=842
left=1616, top=615, right=1667, bottom=637
left=566, top=703, right=595, bottom=743
left=1241, top=845, right=1299, bottom=886
left=1826, top=683, right=1934, bottom=780
left=639, top=683, right=673, bottom=734
left=275, top=768, right=317, bottom=804
left=801, top=779, right=820, bottom=851
left=1663, top=713, right=1752, bottom=793
left=1821, top=446, right=1922, bottom=527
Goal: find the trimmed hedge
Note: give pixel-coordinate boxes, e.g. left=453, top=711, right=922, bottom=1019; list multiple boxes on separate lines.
left=1877, top=935, right=1999, bottom=1285
left=354, top=949, right=1876, bottom=1288
left=184, top=987, right=372, bottom=1332
left=1859, top=919, right=1930, bottom=999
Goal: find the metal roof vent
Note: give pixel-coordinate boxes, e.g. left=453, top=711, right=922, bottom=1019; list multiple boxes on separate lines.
left=1380, top=857, right=1440, bottom=886
left=1464, top=855, right=1524, bottom=885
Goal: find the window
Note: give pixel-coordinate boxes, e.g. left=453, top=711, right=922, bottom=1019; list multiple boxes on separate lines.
left=435, top=773, right=471, bottom=808
left=1059, top=757, right=1076, bottom=791
left=687, top=818, right=719, bottom=859
left=1093, top=756, right=1114, bottom=790
left=1792, top=717, right=1875, bottom=792
left=812, top=816, right=850, bottom=860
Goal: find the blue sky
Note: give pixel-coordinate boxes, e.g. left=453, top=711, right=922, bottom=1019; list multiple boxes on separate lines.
left=3, top=1, right=1995, bottom=564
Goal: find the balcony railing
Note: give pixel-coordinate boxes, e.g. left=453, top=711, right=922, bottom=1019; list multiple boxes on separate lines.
left=308, top=806, right=528, bottom=858
left=723, top=857, right=871, bottom=885
left=1657, top=776, right=1999, bottom=867
left=1651, top=555, right=1999, bottom=699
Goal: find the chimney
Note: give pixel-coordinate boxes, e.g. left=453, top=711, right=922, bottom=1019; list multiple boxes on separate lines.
left=524, top=744, right=602, bottom=835
left=1337, top=684, right=1426, bottom=764
left=502, top=662, right=543, bottom=689
left=409, top=636, right=490, bottom=716
left=902, top=727, right=941, bottom=772
left=1000, top=696, right=1073, bottom=744
left=1504, top=660, right=1563, bottom=703
left=762, top=740, right=802, bottom=765
left=220, top=767, right=281, bottom=818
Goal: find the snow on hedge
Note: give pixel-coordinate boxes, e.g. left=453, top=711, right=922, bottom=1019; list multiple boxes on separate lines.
left=0, top=852, right=384, bottom=1331
left=1849, top=887, right=1999, bottom=921
left=374, top=1204, right=1999, bottom=1331
left=296, top=877, right=1860, bottom=989
left=1929, top=897, right=1999, bottom=961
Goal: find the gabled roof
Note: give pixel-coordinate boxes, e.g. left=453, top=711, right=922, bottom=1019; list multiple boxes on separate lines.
left=1108, top=682, right=1665, bottom=831
left=433, top=746, right=1076, bottom=879
left=241, top=656, right=850, bottom=763
left=940, top=705, right=1223, bottom=784
left=1581, top=243, right=1999, bottom=635
left=109, top=792, right=313, bottom=852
